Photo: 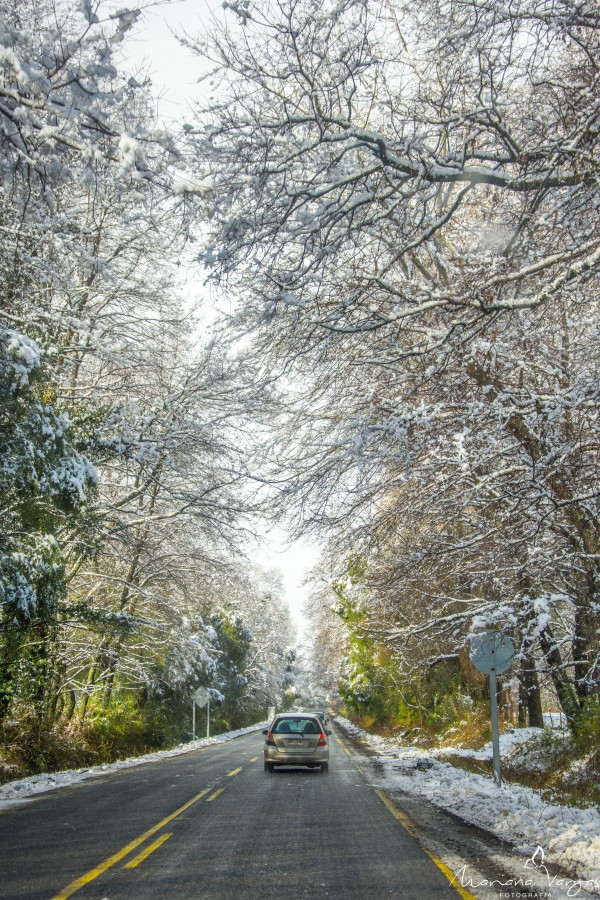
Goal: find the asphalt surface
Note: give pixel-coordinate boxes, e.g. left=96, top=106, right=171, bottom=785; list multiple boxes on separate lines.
left=0, top=726, right=465, bottom=900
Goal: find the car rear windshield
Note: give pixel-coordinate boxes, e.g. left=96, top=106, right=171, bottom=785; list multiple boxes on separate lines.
left=273, top=718, right=321, bottom=734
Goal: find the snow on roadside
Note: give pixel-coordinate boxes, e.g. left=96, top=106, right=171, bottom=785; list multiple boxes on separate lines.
left=0, top=722, right=267, bottom=809
left=443, top=725, right=547, bottom=760
left=335, top=715, right=600, bottom=890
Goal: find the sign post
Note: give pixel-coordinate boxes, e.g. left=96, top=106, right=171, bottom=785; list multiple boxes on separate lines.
left=192, top=687, right=211, bottom=741
left=469, top=631, right=515, bottom=787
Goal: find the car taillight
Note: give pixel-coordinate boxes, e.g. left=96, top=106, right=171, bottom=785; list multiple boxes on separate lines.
left=317, top=733, right=327, bottom=746
left=266, top=732, right=275, bottom=745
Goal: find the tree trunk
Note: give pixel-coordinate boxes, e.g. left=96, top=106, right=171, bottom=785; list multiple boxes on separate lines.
left=519, top=656, right=544, bottom=728
left=63, top=690, right=77, bottom=722
left=572, top=592, right=599, bottom=702
left=538, top=625, right=581, bottom=727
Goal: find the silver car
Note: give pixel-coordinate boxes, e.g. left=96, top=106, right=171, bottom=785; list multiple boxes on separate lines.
left=263, top=713, right=329, bottom=773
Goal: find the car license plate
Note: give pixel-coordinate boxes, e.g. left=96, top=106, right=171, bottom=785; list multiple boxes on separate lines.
left=287, top=738, right=305, bottom=745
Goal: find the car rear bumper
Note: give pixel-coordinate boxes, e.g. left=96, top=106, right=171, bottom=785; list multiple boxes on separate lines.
left=264, top=747, right=329, bottom=765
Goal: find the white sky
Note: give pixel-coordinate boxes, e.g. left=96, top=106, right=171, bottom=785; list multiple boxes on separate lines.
left=119, top=1, right=322, bottom=642
left=119, top=0, right=223, bottom=122
left=256, top=530, right=321, bottom=640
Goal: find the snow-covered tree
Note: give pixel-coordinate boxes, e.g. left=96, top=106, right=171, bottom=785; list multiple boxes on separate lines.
left=186, top=0, right=600, bottom=724
left=0, top=0, right=288, bottom=756
left=0, top=328, right=97, bottom=718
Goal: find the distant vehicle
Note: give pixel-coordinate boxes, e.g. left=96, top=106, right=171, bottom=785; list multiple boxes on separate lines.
left=312, top=710, right=330, bottom=729
left=263, top=713, right=329, bottom=773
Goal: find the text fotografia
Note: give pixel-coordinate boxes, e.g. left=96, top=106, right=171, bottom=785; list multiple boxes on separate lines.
left=451, top=847, right=600, bottom=898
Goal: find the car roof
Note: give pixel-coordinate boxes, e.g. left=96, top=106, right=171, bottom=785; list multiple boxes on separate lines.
left=273, top=712, right=319, bottom=719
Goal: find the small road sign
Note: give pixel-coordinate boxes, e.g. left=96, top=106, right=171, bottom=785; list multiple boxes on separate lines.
left=469, top=630, right=515, bottom=788
left=470, top=630, right=515, bottom=676
left=192, top=687, right=212, bottom=740
left=193, top=687, right=210, bottom=708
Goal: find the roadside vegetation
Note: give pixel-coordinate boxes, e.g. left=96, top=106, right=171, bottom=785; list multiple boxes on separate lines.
left=334, top=684, right=599, bottom=809
left=311, top=575, right=599, bottom=807
left=440, top=727, right=599, bottom=810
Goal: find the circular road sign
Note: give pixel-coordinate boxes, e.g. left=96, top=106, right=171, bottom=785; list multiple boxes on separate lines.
left=470, top=631, right=515, bottom=676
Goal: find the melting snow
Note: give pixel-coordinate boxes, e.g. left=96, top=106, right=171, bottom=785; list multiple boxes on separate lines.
left=335, top=716, right=600, bottom=889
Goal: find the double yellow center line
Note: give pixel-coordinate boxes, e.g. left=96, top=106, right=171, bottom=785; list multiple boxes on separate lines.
left=51, top=787, right=211, bottom=899
left=123, top=832, right=173, bottom=870
left=51, top=766, right=245, bottom=899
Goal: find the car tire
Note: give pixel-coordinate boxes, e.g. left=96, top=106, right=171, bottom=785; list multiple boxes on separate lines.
left=320, top=762, right=329, bottom=773
left=264, top=761, right=275, bottom=772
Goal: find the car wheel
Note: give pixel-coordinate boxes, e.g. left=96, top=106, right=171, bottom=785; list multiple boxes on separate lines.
left=320, top=762, right=329, bottom=773
left=264, top=761, right=275, bottom=772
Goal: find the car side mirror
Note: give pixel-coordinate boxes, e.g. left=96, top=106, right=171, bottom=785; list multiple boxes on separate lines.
left=262, top=729, right=268, bottom=735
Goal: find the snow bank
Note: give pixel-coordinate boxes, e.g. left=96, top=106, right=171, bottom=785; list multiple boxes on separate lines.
left=335, top=716, right=600, bottom=888
left=442, top=726, right=548, bottom=760
left=0, top=722, right=267, bottom=809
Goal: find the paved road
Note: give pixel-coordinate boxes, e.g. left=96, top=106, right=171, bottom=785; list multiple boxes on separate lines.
left=0, top=726, right=465, bottom=900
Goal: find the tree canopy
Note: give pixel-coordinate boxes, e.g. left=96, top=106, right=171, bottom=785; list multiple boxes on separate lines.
left=189, top=0, right=600, bottom=726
